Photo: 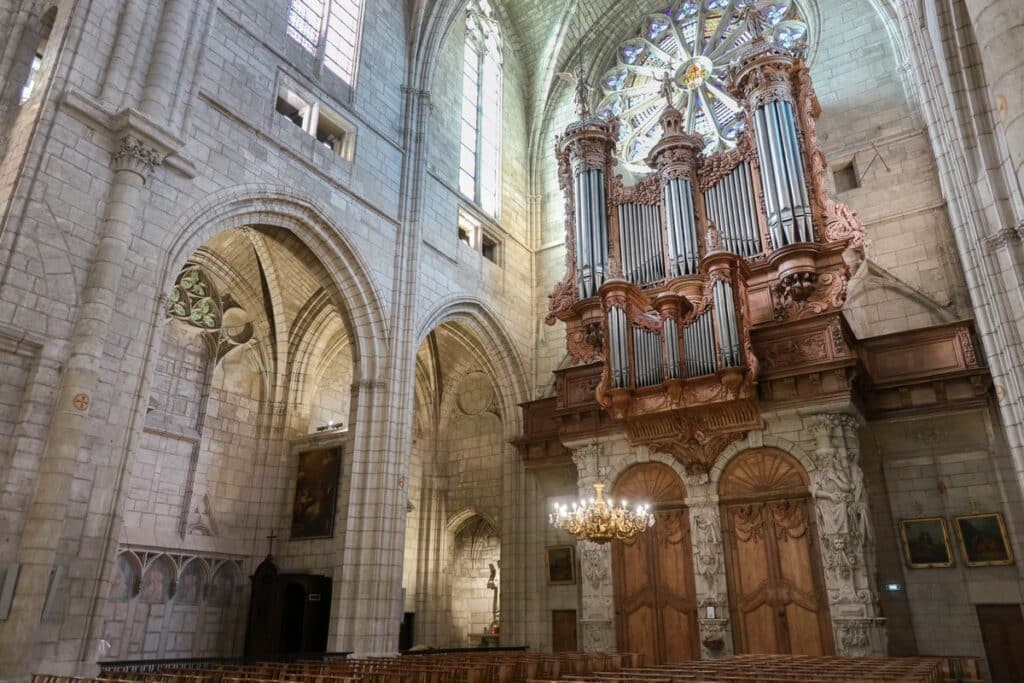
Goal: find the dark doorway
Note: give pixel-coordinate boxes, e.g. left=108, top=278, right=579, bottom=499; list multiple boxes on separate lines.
left=977, top=604, right=1024, bottom=683
left=399, top=612, right=415, bottom=651
left=552, top=610, right=577, bottom=652
left=280, top=582, right=307, bottom=653
left=245, top=557, right=332, bottom=658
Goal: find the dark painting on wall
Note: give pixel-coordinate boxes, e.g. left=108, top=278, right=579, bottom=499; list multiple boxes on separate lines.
left=899, top=517, right=955, bottom=568
left=209, top=563, right=237, bottom=608
left=546, top=545, right=576, bottom=585
left=176, top=561, right=205, bottom=605
left=955, top=513, right=1014, bottom=567
left=110, top=554, right=138, bottom=601
left=290, top=448, right=342, bottom=539
left=139, top=558, right=172, bottom=603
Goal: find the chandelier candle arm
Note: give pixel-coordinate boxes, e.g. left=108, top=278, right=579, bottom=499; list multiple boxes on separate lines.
left=549, top=483, right=656, bottom=544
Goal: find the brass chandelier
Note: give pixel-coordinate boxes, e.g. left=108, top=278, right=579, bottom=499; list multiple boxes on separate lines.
left=549, top=483, right=655, bottom=543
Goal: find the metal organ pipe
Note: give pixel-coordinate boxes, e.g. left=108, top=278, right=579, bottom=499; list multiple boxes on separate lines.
left=713, top=280, right=741, bottom=367
left=607, top=306, right=629, bottom=388
left=753, top=99, right=812, bottom=249
left=664, top=318, right=681, bottom=379
left=702, top=162, right=763, bottom=258
left=631, top=326, right=664, bottom=388
left=664, top=178, right=699, bottom=277
left=617, top=202, right=665, bottom=285
left=683, top=310, right=716, bottom=377
left=576, top=168, right=609, bottom=297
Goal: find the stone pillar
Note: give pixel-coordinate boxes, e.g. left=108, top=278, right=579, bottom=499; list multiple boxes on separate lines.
left=684, top=472, right=733, bottom=658
left=140, top=0, right=196, bottom=119
left=413, top=483, right=451, bottom=647
left=807, top=413, right=886, bottom=656
left=0, top=134, right=162, bottom=677
left=333, top=379, right=408, bottom=656
left=572, top=443, right=616, bottom=652
left=965, top=0, right=1024, bottom=192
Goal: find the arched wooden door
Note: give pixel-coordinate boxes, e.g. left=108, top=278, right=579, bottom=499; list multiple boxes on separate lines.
left=719, top=449, right=834, bottom=655
left=612, top=462, right=700, bottom=663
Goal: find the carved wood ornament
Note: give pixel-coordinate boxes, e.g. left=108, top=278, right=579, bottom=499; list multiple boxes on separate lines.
left=521, top=39, right=990, bottom=484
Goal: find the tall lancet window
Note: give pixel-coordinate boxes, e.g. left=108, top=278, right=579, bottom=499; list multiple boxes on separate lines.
left=287, top=0, right=365, bottom=85
left=460, top=0, right=502, bottom=218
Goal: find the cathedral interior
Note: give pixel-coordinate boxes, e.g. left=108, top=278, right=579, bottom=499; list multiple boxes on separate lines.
left=1, top=0, right=1023, bottom=681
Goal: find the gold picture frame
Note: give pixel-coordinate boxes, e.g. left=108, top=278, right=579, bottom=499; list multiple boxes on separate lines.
left=899, top=517, right=955, bottom=568
left=953, top=512, right=1014, bottom=567
left=545, top=545, right=576, bottom=585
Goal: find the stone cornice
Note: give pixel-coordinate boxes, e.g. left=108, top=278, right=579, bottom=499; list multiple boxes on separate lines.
left=62, top=88, right=197, bottom=178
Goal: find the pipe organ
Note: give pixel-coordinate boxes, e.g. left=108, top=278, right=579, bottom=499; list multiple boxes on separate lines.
left=546, top=40, right=867, bottom=473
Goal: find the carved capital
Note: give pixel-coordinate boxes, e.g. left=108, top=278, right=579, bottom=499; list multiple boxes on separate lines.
left=985, top=225, right=1024, bottom=249
left=113, top=134, right=163, bottom=177
left=572, top=443, right=602, bottom=483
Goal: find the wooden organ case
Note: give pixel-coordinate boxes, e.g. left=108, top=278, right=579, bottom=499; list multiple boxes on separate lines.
left=544, top=41, right=868, bottom=473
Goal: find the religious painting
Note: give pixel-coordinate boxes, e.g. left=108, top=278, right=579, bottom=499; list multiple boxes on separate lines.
left=139, top=557, right=172, bottom=603
left=290, top=448, right=342, bottom=539
left=954, top=513, right=1014, bottom=567
left=208, top=563, right=237, bottom=608
left=110, top=553, right=138, bottom=601
left=175, top=560, right=205, bottom=605
left=899, top=517, right=954, bottom=568
left=546, top=545, right=576, bottom=585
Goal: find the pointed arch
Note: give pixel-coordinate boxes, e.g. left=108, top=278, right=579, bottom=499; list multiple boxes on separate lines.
left=159, top=185, right=389, bottom=385
left=416, top=296, right=529, bottom=431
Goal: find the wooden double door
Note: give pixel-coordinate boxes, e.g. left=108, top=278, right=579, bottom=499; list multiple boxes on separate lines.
left=612, top=463, right=700, bottom=663
left=720, top=449, right=834, bottom=655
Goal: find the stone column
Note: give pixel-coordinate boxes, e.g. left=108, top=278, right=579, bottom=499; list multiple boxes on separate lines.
left=413, top=482, right=451, bottom=647
left=964, top=0, right=1024, bottom=192
left=684, top=472, right=733, bottom=658
left=572, top=443, right=616, bottom=652
left=333, top=379, right=408, bottom=656
left=140, top=0, right=196, bottom=119
left=807, top=414, right=886, bottom=656
left=0, top=134, right=162, bottom=677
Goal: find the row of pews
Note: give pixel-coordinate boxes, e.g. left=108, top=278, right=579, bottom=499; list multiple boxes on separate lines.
left=37, top=651, right=981, bottom=683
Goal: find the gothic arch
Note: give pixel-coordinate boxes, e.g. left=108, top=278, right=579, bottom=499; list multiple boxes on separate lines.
left=159, top=185, right=389, bottom=384
left=446, top=507, right=498, bottom=534
left=417, top=296, right=529, bottom=432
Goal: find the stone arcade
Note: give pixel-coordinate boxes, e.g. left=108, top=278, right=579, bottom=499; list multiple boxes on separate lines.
left=0, top=0, right=1023, bottom=681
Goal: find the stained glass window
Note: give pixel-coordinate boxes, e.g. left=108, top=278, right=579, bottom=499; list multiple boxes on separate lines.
left=286, top=0, right=364, bottom=85
left=460, top=0, right=502, bottom=218
left=596, top=0, right=807, bottom=171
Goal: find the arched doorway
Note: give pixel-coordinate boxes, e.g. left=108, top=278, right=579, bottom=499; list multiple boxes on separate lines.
left=612, top=462, right=700, bottom=663
left=719, top=449, right=833, bottom=655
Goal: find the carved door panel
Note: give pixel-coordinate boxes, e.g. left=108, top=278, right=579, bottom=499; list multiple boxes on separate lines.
left=653, top=508, right=700, bottom=662
left=722, top=498, right=832, bottom=655
left=612, top=462, right=699, bottom=664
left=613, top=528, right=658, bottom=663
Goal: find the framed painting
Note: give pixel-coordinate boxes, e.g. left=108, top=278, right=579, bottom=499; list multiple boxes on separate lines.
left=954, top=513, right=1014, bottom=567
left=546, top=545, right=576, bottom=585
left=899, top=517, right=955, bottom=568
left=290, top=447, right=342, bottom=539
left=175, top=560, right=205, bottom=605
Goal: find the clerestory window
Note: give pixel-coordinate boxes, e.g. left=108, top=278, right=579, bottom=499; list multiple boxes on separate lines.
left=459, top=0, right=502, bottom=219
left=286, top=0, right=364, bottom=85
